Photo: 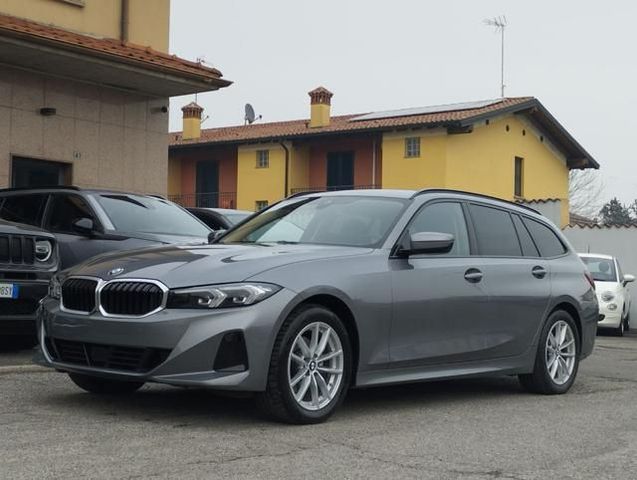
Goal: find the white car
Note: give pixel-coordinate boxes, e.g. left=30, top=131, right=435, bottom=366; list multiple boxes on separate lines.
left=580, top=253, right=634, bottom=336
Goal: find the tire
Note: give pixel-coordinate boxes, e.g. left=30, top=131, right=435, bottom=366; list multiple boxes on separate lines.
left=519, top=310, right=580, bottom=395
left=626, top=311, right=631, bottom=332
left=256, top=304, right=352, bottom=424
left=68, top=373, right=144, bottom=394
left=615, top=313, right=625, bottom=337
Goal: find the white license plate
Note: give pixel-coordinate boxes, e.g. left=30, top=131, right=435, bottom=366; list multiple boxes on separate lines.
left=0, top=283, right=18, bottom=299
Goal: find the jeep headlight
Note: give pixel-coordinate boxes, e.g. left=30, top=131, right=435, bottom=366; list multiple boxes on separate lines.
left=48, top=275, right=61, bottom=300
left=167, top=283, right=280, bottom=309
left=35, top=240, right=53, bottom=262
left=601, top=291, right=615, bottom=302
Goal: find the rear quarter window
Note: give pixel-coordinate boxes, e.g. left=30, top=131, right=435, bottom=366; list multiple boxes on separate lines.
left=522, top=217, right=567, bottom=257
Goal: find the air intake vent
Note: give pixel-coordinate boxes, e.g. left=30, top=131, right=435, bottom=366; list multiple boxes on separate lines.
left=100, top=281, right=165, bottom=316
left=0, top=235, right=36, bottom=265
left=61, top=278, right=98, bottom=313
left=49, top=338, right=170, bottom=373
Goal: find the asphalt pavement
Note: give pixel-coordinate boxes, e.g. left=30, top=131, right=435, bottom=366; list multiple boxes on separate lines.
left=2, top=332, right=637, bottom=479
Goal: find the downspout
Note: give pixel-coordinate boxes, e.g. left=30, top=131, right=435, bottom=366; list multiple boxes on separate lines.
left=280, top=141, right=290, bottom=197
left=120, top=0, right=130, bottom=43
left=372, top=137, right=377, bottom=188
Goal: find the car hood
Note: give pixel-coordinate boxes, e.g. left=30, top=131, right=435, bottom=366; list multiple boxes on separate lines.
left=65, top=243, right=372, bottom=288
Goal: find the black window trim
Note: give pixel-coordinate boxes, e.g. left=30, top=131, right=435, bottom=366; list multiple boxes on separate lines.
left=390, top=198, right=474, bottom=259
left=511, top=213, right=541, bottom=258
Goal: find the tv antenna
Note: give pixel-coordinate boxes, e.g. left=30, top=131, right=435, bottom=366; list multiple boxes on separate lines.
left=483, top=15, right=508, bottom=98
left=244, top=103, right=262, bottom=125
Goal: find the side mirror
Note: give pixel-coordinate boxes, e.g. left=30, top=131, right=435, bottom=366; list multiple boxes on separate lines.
left=623, top=274, right=635, bottom=286
left=208, top=229, right=226, bottom=244
left=404, top=232, right=455, bottom=256
left=72, top=217, right=94, bottom=237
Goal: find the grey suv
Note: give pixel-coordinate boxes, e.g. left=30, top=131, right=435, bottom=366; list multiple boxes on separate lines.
left=36, top=189, right=599, bottom=424
left=0, top=187, right=211, bottom=269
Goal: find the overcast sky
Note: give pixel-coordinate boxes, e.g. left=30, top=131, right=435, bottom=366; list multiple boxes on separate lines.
left=169, top=0, right=637, bottom=204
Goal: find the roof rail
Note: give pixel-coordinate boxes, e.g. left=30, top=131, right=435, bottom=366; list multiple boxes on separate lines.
left=0, top=185, right=82, bottom=193
left=411, top=189, right=541, bottom=215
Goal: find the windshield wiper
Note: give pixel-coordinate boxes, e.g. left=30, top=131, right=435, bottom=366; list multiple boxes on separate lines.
left=269, top=241, right=299, bottom=245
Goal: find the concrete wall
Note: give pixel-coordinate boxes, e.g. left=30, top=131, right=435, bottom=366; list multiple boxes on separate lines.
left=0, top=66, right=169, bottom=195
left=563, top=225, right=637, bottom=317
left=519, top=200, right=562, bottom=228
left=0, top=0, right=170, bottom=52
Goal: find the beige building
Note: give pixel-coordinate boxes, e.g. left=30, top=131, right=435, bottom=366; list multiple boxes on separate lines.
left=0, top=0, right=230, bottom=194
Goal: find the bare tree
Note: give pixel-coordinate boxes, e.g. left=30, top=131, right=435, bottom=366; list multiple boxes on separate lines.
left=569, top=169, right=605, bottom=220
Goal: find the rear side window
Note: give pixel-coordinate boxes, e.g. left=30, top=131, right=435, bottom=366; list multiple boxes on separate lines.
left=512, top=214, right=539, bottom=257
left=468, top=204, right=521, bottom=256
left=0, top=194, right=47, bottom=226
left=523, top=217, right=566, bottom=257
left=409, top=202, right=470, bottom=256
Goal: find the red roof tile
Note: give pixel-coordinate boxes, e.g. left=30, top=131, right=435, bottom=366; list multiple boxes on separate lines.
left=170, top=97, right=534, bottom=146
left=0, top=13, right=231, bottom=86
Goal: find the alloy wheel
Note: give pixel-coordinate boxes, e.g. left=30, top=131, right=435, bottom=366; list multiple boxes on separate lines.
left=545, top=320, right=576, bottom=385
left=287, top=321, right=344, bottom=411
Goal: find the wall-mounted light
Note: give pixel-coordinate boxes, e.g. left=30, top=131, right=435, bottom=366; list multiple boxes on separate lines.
left=39, top=107, right=57, bottom=116
left=150, top=106, right=168, bottom=114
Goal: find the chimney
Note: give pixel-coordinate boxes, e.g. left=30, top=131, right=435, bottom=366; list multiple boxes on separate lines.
left=308, top=86, right=333, bottom=128
left=181, top=101, right=204, bottom=140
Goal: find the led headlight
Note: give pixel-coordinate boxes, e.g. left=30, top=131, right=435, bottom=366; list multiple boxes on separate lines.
left=607, top=303, right=618, bottom=311
left=35, top=240, right=52, bottom=262
left=601, top=291, right=615, bottom=302
left=48, top=275, right=61, bottom=300
left=167, top=283, right=281, bottom=309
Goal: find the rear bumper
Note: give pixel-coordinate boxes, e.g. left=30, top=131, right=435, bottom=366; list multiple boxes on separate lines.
left=0, top=281, right=48, bottom=335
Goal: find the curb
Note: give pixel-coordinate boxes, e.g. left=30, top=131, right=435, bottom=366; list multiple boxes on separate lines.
left=0, top=364, right=50, bottom=375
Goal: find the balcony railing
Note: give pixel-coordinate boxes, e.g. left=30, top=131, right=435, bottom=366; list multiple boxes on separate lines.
left=290, top=185, right=380, bottom=195
left=168, top=192, right=237, bottom=209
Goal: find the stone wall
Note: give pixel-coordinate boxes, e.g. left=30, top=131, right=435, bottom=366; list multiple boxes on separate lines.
left=0, top=66, right=169, bottom=195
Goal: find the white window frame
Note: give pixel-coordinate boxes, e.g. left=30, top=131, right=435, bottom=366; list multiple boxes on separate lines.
left=404, top=137, right=421, bottom=158
left=256, top=150, right=269, bottom=169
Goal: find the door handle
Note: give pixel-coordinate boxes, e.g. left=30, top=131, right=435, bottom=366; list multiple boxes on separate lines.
left=464, top=268, right=483, bottom=283
left=532, top=266, right=547, bottom=279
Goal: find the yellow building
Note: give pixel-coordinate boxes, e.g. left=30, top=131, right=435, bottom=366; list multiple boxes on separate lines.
left=0, top=0, right=230, bottom=194
left=169, top=89, right=598, bottom=226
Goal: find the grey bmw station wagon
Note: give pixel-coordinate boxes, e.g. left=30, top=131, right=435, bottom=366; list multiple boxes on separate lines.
left=36, top=189, right=598, bottom=424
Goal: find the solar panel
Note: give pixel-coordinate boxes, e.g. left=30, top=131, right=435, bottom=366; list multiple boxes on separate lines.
left=349, top=99, right=503, bottom=122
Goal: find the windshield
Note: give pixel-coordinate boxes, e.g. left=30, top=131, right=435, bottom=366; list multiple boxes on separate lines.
left=95, top=194, right=210, bottom=237
left=581, top=256, right=617, bottom=282
left=220, top=196, right=407, bottom=248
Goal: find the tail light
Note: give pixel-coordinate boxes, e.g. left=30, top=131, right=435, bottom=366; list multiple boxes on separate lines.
left=585, top=271, right=596, bottom=291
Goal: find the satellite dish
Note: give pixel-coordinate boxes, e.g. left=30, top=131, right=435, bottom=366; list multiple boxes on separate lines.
left=245, top=104, right=256, bottom=124
left=244, top=103, right=262, bottom=125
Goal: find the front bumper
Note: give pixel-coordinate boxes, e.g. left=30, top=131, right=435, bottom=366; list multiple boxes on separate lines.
left=597, top=305, right=622, bottom=329
left=0, top=280, right=49, bottom=335
left=35, top=288, right=296, bottom=391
